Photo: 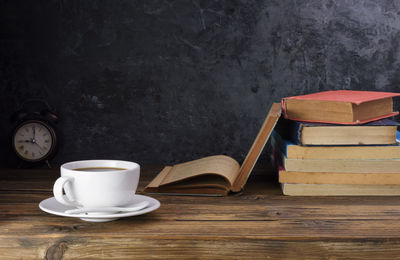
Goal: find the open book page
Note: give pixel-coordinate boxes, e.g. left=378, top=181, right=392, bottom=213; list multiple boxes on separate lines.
left=145, top=166, right=173, bottom=189
left=160, top=155, right=240, bottom=186
left=231, top=103, right=282, bottom=192
left=144, top=171, right=232, bottom=196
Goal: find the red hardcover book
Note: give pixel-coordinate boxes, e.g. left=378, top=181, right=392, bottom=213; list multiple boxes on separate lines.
left=282, top=90, right=400, bottom=124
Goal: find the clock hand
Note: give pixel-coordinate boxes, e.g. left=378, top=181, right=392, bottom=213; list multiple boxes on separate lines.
left=30, top=138, right=44, bottom=150
left=17, top=140, right=32, bottom=143
left=34, top=142, right=45, bottom=150
left=33, top=126, right=36, bottom=138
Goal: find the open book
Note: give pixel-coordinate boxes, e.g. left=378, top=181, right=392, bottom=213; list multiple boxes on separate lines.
left=144, top=103, right=281, bottom=196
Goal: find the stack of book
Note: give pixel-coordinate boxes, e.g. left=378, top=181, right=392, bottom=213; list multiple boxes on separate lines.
left=273, top=90, right=400, bottom=196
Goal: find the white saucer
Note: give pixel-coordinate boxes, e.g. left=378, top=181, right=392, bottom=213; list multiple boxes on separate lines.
left=39, top=194, right=160, bottom=222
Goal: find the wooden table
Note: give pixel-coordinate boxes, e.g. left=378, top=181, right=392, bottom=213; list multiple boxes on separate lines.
left=2, top=166, right=400, bottom=259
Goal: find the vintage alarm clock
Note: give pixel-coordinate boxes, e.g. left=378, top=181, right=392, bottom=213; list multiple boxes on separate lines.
left=10, top=99, right=59, bottom=166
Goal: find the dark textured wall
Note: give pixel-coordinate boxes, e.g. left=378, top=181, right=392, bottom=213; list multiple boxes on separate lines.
left=1, top=0, right=400, bottom=167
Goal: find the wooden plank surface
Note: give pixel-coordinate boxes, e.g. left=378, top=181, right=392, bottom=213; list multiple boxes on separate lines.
left=1, top=166, right=400, bottom=259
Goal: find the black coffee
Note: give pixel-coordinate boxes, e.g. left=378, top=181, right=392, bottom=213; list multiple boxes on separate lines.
left=73, top=167, right=127, bottom=172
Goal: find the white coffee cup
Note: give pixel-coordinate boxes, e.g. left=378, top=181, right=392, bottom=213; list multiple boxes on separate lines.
left=53, top=160, right=140, bottom=208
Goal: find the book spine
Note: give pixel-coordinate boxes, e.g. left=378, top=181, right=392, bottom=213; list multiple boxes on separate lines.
left=288, top=121, right=302, bottom=145
left=271, top=131, right=289, bottom=157
left=298, top=124, right=304, bottom=145
left=281, top=99, right=289, bottom=119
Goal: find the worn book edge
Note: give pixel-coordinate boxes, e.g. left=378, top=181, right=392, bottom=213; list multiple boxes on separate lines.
left=275, top=118, right=399, bottom=146
left=282, top=183, right=400, bottom=196
left=279, top=166, right=400, bottom=185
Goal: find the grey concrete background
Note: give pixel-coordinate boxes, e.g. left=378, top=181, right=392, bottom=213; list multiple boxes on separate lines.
left=1, top=0, right=400, bottom=169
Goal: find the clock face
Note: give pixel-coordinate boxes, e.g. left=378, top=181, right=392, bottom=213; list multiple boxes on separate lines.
left=13, top=120, right=56, bottom=162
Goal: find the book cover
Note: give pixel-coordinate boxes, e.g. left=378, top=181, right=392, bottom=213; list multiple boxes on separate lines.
left=281, top=90, right=400, bottom=124
left=283, top=90, right=400, bottom=105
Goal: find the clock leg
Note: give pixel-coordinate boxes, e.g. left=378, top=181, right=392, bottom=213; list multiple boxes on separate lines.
left=16, top=161, right=24, bottom=169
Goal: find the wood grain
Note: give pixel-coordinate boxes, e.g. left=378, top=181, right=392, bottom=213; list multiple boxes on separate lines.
left=2, top=166, right=400, bottom=259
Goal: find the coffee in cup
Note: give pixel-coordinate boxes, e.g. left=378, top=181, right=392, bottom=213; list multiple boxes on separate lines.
left=73, top=167, right=127, bottom=172
left=53, top=160, right=140, bottom=209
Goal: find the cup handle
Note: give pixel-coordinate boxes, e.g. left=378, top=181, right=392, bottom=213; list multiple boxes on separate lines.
left=53, top=176, right=79, bottom=207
